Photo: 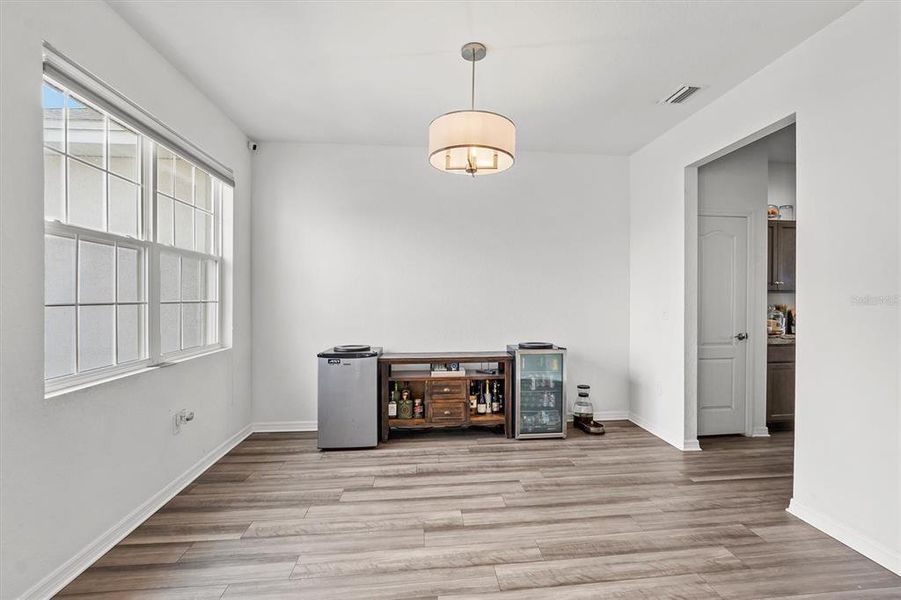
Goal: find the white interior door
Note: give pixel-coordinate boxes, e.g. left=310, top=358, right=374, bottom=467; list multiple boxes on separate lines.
left=698, top=215, right=749, bottom=435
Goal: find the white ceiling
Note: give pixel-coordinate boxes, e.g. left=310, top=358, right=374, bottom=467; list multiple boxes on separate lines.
left=110, top=1, right=857, bottom=155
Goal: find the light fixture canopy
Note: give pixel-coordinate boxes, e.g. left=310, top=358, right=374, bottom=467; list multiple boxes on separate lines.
left=428, top=42, right=515, bottom=176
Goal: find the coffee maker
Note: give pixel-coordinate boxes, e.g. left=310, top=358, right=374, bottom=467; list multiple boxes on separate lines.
left=572, top=384, right=605, bottom=434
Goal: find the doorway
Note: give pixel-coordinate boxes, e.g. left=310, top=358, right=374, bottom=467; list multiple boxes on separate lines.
left=686, top=116, right=797, bottom=442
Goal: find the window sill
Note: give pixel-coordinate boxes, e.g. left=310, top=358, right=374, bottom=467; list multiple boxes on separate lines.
left=44, top=346, right=230, bottom=400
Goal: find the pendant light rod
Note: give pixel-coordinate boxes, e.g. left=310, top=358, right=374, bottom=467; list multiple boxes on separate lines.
left=461, top=42, right=486, bottom=111
left=471, top=54, right=475, bottom=110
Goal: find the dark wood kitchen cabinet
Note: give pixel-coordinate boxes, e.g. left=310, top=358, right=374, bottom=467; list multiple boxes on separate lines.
left=768, top=220, right=796, bottom=291
left=767, top=343, right=795, bottom=428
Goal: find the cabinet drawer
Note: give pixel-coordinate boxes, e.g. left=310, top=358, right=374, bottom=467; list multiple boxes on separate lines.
left=429, top=380, right=466, bottom=398
left=767, top=344, right=795, bottom=363
left=428, top=400, right=467, bottom=424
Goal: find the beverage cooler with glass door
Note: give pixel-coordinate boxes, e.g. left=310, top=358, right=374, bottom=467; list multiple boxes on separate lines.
left=507, top=343, right=566, bottom=438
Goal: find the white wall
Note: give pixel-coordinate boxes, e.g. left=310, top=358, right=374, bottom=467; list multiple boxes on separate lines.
left=251, top=144, right=630, bottom=427
left=768, top=161, right=797, bottom=215
left=0, top=2, right=253, bottom=598
left=629, top=0, right=899, bottom=573
left=698, top=141, right=770, bottom=437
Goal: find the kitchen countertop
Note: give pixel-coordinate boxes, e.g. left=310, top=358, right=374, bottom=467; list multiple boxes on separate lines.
left=768, top=334, right=796, bottom=345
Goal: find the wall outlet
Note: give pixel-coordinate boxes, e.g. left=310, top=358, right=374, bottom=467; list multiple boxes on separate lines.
left=173, top=409, right=195, bottom=434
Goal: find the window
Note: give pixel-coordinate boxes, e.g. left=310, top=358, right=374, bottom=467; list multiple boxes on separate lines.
left=42, top=78, right=229, bottom=393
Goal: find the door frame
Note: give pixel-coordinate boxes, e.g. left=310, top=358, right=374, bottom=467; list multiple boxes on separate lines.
left=696, top=210, right=761, bottom=438
left=683, top=114, right=796, bottom=450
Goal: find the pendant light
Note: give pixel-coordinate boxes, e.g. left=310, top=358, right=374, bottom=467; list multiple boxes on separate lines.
left=428, top=42, right=515, bottom=176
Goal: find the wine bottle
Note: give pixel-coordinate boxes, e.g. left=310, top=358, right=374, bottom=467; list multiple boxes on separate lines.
left=483, top=380, right=492, bottom=414
left=491, top=381, right=500, bottom=413
left=477, top=389, right=487, bottom=414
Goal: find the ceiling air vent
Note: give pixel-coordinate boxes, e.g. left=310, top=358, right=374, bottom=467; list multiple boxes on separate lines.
left=659, top=85, right=702, bottom=104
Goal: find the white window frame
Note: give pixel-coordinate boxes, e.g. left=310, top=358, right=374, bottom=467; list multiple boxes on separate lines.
left=43, top=72, right=229, bottom=395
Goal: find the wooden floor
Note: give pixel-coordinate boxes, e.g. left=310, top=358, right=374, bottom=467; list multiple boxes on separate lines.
left=58, top=422, right=901, bottom=599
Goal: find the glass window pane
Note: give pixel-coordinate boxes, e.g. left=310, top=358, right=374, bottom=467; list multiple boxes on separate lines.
left=157, top=146, right=175, bottom=197
left=160, top=303, right=180, bottom=354
left=117, top=246, right=141, bottom=302
left=42, top=83, right=65, bottom=151
left=117, top=304, right=143, bottom=363
left=181, top=257, right=201, bottom=301
left=157, top=194, right=174, bottom=245
left=78, top=305, right=115, bottom=371
left=194, top=169, right=211, bottom=211
left=78, top=239, right=115, bottom=303
left=45, top=306, right=76, bottom=379
left=108, top=119, right=139, bottom=181
left=174, top=157, right=193, bottom=203
left=204, top=302, right=219, bottom=345
left=45, top=234, right=76, bottom=305
left=182, top=303, right=202, bottom=349
left=160, top=253, right=180, bottom=302
left=203, top=260, right=218, bottom=301
left=194, top=210, right=212, bottom=254
left=174, top=200, right=193, bottom=250
left=67, top=95, right=104, bottom=168
left=108, top=176, right=139, bottom=238
left=44, top=148, right=66, bottom=222
left=68, top=159, right=105, bottom=231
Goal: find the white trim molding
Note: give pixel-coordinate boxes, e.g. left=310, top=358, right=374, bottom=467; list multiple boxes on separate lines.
left=788, top=498, right=901, bottom=576
left=20, top=425, right=253, bottom=600
left=253, top=421, right=317, bottom=433
left=628, top=412, right=700, bottom=451
left=750, top=426, right=770, bottom=437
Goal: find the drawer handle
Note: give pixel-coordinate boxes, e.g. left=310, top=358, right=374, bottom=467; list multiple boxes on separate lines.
left=441, top=387, right=451, bottom=392
left=443, top=410, right=451, bottom=415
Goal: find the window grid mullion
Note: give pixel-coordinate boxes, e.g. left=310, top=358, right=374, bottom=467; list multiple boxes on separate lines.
left=146, top=139, right=161, bottom=365
left=73, top=232, right=80, bottom=374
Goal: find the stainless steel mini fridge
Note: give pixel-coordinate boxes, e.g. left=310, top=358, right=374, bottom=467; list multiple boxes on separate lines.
left=317, top=345, right=381, bottom=449
left=507, top=343, right=567, bottom=439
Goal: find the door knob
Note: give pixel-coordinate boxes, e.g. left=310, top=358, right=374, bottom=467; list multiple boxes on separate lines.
left=734, top=332, right=748, bottom=341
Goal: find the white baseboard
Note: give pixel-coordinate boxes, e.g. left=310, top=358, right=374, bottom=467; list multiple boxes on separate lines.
left=750, top=426, right=770, bottom=437
left=787, top=498, right=901, bottom=576
left=252, top=420, right=317, bottom=432
left=681, top=438, right=702, bottom=452
left=20, top=424, right=253, bottom=600
left=628, top=412, right=698, bottom=451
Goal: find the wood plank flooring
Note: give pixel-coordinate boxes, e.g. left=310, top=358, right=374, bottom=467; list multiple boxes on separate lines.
left=57, top=422, right=901, bottom=599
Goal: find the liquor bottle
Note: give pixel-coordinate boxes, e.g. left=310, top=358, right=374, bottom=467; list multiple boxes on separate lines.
left=388, top=397, right=397, bottom=418
left=469, top=380, right=478, bottom=415
left=477, top=390, right=487, bottom=414
left=497, top=383, right=504, bottom=413
left=483, top=380, right=492, bottom=414
left=491, top=381, right=500, bottom=413
left=391, top=381, right=400, bottom=402
left=401, top=381, right=411, bottom=402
